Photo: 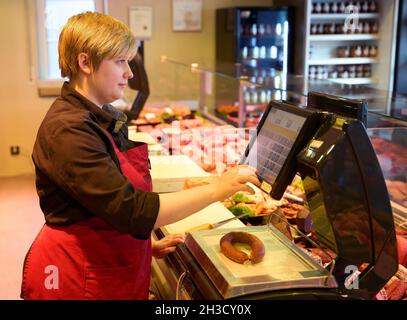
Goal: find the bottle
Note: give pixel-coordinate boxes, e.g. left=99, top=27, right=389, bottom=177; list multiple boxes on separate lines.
left=339, top=2, right=346, bottom=13
left=362, top=1, right=369, bottom=13
left=269, top=45, right=278, bottom=59
left=244, top=92, right=251, bottom=104
left=260, top=90, right=267, bottom=104
left=363, top=65, right=371, bottom=77
left=363, top=21, right=371, bottom=34
left=251, top=23, right=257, bottom=36
left=251, top=91, right=258, bottom=104
left=258, top=24, right=265, bottom=35
left=309, top=66, right=316, bottom=79
left=369, top=1, right=377, bottom=13
left=242, top=46, right=248, bottom=59
left=252, top=46, right=259, bottom=59
left=260, top=46, right=266, bottom=59
left=323, top=2, right=330, bottom=13
left=331, top=2, right=338, bottom=13
left=369, top=45, right=378, bottom=57
left=314, top=2, right=322, bottom=13
left=328, top=23, right=335, bottom=34
left=363, top=45, right=369, bottom=57
left=371, top=22, right=379, bottom=33
left=329, top=69, right=338, bottom=79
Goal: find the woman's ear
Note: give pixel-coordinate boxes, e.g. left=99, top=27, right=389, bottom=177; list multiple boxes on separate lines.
left=77, top=53, right=92, bottom=75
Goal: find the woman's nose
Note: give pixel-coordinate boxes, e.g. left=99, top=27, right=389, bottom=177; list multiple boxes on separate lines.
left=126, top=62, right=134, bottom=79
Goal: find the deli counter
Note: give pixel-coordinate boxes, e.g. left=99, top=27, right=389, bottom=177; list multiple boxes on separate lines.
left=124, top=58, right=407, bottom=300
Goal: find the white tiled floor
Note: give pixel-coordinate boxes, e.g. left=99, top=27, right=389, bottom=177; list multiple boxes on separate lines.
left=0, top=175, right=44, bottom=299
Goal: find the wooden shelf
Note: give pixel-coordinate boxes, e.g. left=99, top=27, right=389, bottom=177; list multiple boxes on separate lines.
left=309, top=57, right=379, bottom=65
left=311, top=13, right=380, bottom=20
left=310, top=34, right=379, bottom=41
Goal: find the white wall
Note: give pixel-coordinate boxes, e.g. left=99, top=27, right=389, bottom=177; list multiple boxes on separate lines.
left=0, top=0, right=274, bottom=177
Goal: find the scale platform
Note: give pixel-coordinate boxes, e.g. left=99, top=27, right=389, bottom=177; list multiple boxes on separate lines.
left=185, top=225, right=337, bottom=299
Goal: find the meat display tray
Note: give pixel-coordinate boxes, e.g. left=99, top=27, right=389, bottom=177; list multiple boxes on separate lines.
left=184, top=225, right=337, bottom=299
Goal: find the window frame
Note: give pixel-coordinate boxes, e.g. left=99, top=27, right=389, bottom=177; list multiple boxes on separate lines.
left=35, top=0, right=106, bottom=95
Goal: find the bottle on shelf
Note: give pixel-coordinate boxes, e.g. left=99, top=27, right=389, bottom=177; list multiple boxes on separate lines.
left=371, top=21, right=379, bottom=33
left=252, top=46, right=260, bottom=59
left=323, top=2, right=330, bottom=14
left=348, top=65, right=356, bottom=78
left=242, top=46, right=248, bottom=59
left=317, top=23, right=324, bottom=34
left=356, top=64, right=364, bottom=77
left=369, top=45, right=378, bottom=57
left=260, top=90, right=267, bottom=104
left=362, top=21, right=371, bottom=34
left=314, top=2, right=322, bottom=14
left=337, top=46, right=350, bottom=57
left=251, top=91, right=258, bottom=104
left=309, top=66, right=316, bottom=79
left=258, top=24, right=265, bottom=35
left=339, top=1, right=346, bottom=13
left=369, top=1, right=377, bottom=13
left=362, top=1, right=369, bottom=13
left=269, top=45, right=278, bottom=59
left=244, top=91, right=251, bottom=105
left=251, top=23, right=257, bottom=36
left=329, top=69, right=338, bottom=79
left=350, top=45, right=362, bottom=57
left=259, top=46, right=266, bottom=59
left=363, top=64, right=371, bottom=77
left=362, top=45, right=370, bottom=57
left=331, top=2, right=338, bottom=14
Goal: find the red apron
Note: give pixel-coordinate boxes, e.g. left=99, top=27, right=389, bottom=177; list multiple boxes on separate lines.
left=21, top=137, right=153, bottom=300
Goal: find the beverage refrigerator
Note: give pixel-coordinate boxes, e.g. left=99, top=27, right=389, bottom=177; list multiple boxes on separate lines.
left=215, top=7, right=294, bottom=127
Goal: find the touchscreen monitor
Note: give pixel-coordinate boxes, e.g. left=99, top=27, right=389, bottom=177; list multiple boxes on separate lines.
left=307, top=91, right=367, bottom=127
left=241, top=101, right=326, bottom=199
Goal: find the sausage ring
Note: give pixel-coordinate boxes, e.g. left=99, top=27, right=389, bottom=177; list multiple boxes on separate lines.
left=220, top=231, right=265, bottom=264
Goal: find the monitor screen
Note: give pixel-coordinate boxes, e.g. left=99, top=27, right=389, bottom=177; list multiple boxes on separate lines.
left=241, top=101, right=326, bottom=199
left=307, top=91, right=367, bottom=127
left=244, top=108, right=306, bottom=184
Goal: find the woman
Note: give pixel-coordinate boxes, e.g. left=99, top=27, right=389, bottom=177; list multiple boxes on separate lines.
left=21, top=12, right=259, bottom=300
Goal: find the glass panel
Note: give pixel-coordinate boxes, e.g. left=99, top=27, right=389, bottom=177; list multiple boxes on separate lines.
left=44, top=0, right=95, bottom=79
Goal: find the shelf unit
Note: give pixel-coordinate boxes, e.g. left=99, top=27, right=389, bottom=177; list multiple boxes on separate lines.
left=311, top=13, right=380, bottom=20
left=309, top=34, right=379, bottom=41
left=328, top=77, right=376, bottom=85
left=274, top=0, right=399, bottom=102
left=309, top=57, right=379, bottom=65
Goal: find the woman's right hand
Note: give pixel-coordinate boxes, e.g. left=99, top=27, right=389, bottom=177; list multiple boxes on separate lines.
left=213, top=165, right=261, bottom=201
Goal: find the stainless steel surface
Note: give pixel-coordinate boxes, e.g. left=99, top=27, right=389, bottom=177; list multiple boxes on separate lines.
left=185, top=225, right=337, bottom=299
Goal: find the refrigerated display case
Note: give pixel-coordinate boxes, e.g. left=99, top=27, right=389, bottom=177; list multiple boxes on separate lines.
left=128, top=58, right=406, bottom=299
left=215, top=6, right=293, bottom=127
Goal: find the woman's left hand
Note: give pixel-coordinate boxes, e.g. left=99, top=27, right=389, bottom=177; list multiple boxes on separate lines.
left=152, top=234, right=185, bottom=259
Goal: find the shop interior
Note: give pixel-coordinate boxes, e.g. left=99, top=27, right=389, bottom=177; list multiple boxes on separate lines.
left=0, top=0, right=406, bottom=300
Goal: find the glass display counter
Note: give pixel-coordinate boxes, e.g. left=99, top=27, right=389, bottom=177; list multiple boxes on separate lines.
left=129, top=57, right=406, bottom=227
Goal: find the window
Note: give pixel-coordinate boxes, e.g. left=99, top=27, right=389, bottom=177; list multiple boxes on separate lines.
left=36, top=0, right=104, bottom=81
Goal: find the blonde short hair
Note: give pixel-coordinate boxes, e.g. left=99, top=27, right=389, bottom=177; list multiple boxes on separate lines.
left=58, top=11, right=137, bottom=79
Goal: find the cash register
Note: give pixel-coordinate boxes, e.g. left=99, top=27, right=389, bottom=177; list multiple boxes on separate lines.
left=155, top=98, right=398, bottom=300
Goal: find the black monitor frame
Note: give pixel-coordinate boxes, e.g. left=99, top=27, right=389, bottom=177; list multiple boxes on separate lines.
left=307, top=91, right=368, bottom=127
left=124, top=48, right=150, bottom=124
left=240, top=100, right=326, bottom=199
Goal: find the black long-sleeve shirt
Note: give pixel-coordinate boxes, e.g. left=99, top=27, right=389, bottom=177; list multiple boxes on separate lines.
left=32, top=82, right=160, bottom=239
